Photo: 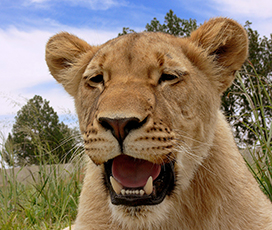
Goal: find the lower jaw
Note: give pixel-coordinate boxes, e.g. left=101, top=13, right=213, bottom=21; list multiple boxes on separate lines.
left=104, top=160, right=176, bottom=207
left=110, top=197, right=176, bottom=230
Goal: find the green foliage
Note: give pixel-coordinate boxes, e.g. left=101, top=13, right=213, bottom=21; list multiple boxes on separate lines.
left=118, top=27, right=136, bottom=36
left=2, top=95, right=81, bottom=166
left=245, top=21, right=272, bottom=77
left=145, top=10, right=198, bottom=37
left=0, top=162, right=82, bottom=229
left=237, top=67, right=272, bottom=200
left=119, top=10, right=197, bottom=37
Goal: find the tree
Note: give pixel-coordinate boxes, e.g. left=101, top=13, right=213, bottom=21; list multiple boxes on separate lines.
left=145, top=10, right=197, bottom=37
left=119, top=10, right=197, bottom=37
left=119, top=10, right=272, bottom=146
left=3, top=95, right=81, bottom=166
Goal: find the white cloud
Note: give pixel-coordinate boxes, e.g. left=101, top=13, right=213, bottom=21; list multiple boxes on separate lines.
left=74, top=0, right=128, bottom=10
left=210, top=0, right=272, bottom=19
left=180, top=0, right=272, bottom=36
left=0, top=27, right=52, bottom=91
left=30, top=0, right=48, bottom=3
left=206, top=0, right=272, bottom=36
left=27, top=0, right=128, bottom=10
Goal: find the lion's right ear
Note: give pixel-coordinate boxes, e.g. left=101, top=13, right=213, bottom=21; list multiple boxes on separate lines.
left=46, top=32, right=99, bottom=96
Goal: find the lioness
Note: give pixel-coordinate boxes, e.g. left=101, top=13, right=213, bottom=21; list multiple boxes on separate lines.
left=46, top=18, right=272, bottom=229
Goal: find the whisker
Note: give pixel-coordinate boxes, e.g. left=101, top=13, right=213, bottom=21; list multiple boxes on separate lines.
left=173, top=137, right=216, bottom=176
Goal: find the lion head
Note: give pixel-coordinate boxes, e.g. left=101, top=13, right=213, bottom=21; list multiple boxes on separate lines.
left=46, top=18, right=248, bottom=229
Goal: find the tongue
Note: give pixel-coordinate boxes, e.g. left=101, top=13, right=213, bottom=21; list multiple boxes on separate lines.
left=112, top=155, right=161, bottom=188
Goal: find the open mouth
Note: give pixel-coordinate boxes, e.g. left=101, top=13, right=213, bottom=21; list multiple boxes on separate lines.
left=104, top=155, right=175, bottom=206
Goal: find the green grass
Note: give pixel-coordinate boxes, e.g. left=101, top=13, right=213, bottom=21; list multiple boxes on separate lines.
left=236, top=65, right=272, bottom=200
left=0, top=162, right=83, bottom=230
left=0, top=64, right=271, bottom=229
left=0, top=131, right=84, bottom=230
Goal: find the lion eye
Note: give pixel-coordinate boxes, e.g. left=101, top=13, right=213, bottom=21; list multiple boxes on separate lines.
left=85, top=74, right=104, bottom=89
left=158, top=73, right=178, bottom=85
left=90, top=74, right=104, bottom=84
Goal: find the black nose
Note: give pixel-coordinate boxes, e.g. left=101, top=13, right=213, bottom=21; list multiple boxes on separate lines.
left=99, top=117, right=144, bottom=144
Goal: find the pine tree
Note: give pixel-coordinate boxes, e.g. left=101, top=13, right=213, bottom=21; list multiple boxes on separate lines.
left=3, top=95, right=81, bottom=166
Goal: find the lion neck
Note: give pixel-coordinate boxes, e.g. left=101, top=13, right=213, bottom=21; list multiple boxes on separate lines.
left=165, top=112, right=272, bottom=230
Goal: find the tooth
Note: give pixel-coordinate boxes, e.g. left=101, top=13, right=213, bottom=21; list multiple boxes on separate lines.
left=110, top=176, right=123, bottom=195
left=140, top=190, right=145, bottom=196
left=121, top=189, right=126, bottom=195
left=143, top=176, right=153, bottom=195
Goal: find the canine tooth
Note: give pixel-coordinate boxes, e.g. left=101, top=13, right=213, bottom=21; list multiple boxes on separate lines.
left=140, top=190, right=145, bottom=196
left=143, top=176, right=153, bottom=195
left=110, top=176, right=123, bottom=195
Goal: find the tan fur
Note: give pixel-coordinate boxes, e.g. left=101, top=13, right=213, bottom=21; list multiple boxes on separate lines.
left=46, top=18, right=272, bottom=230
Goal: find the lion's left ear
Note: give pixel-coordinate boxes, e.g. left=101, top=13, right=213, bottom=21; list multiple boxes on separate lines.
left=189, top=17, right=248, bottom=92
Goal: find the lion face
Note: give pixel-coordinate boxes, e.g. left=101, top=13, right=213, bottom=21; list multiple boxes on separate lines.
left=76, top=32, right=220, bottom=207
left=46, top=18, right=248, bottom=228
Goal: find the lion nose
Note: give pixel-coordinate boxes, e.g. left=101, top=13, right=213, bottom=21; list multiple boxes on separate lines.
left=98, top=117, right=144, bottom=144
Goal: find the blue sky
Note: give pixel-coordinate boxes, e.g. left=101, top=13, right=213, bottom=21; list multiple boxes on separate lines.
left=0, top=0, right=272, bottom=140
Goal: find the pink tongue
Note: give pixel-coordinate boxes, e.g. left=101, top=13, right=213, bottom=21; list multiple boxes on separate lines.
left=112, top=155, right=161, bottom=188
